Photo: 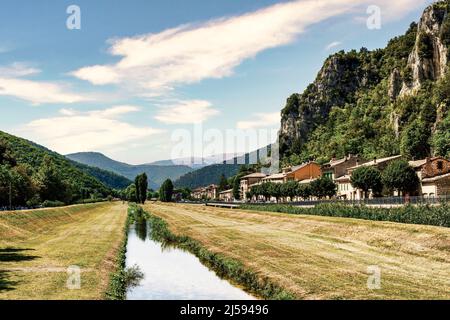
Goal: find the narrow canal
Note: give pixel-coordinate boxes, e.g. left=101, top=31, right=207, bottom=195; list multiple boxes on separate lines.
left=125, top=219, right=255, bottom=300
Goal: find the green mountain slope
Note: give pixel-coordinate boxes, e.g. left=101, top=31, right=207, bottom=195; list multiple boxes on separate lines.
left=174, top=164, right=240, bottom=189
left=68, top=160, right=132, bottom=189
left=279, top=1, right=450, bottom=165
left=66, top=152, right=193, bottom=189
left=0, top=130, right=110, bottom=204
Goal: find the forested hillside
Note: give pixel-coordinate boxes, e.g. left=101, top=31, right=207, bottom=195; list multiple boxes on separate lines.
left=0, top=130, right=111, bottom=207
left=174, top=164, right=240, bottom=189
left=279, top=1, right=450, bottom=165
left=68, top=160, right=132, bottom=189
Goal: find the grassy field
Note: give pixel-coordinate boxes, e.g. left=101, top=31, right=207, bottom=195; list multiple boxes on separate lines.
left=144, top=203, right=450, bottom=300
left=0, top=202, right=127, bottom=300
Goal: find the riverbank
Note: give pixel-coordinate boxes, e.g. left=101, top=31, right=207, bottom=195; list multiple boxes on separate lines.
left=144, top=202, right=450, bottom=300
left=139, top=205, right=292, bottom=300
left=0, top=202, right=128, bottom=299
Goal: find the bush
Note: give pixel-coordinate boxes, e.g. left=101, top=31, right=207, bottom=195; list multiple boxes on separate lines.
left=42, top=200, right=65, bottom=208
left=241, top=203, right=450, bottom=228
left=74, top=198, right=106, bottom=204
left=105, top=205, right=134, bottom=300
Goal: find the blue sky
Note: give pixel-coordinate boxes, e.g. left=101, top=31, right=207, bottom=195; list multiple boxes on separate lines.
left=0, top=0, right=434, bottom=164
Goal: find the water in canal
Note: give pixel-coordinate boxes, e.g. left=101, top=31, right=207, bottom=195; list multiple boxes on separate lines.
left=125, top=219, right=255, bottom=300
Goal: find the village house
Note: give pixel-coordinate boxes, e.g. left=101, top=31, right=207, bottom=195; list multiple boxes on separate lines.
left=261, top=172, right=287, bottom=184
left=218, top=188, right=234, bottom=202
left=283, top=162, right=322, bottom=182
left=191, top=187, right=206, bottom=200
left=240, top=172, right=268, bottom=200
left=321, top=155, right=364, bottom=200
left=191, top=184, right=219, bottom=200
left=409, top=157, right=450, bottom=197
left=346, top=155, right=403, bottom=200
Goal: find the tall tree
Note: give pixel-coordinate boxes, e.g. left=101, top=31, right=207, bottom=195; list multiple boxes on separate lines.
left=382, top=160, right=420, bottom=196
left=351, top=166, right=383, bottom=198
left=159, top=179, right=174, bottom=202
left=400, top=119, right=431, bottom=160
left=35, top=156, right=70, bottom=202
left=218, top=174, right=228, bottom=192
left=310, top=177, right=337, bottom=199
left=134, top=173, right=148, bottom=204
left=232, top=177, right=241, bottom=200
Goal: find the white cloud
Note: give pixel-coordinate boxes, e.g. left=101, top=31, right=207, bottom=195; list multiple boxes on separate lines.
left=71, top=0, right=426, bottom=96
left=0, top=62, right=41, bottom=77
left=71, top=65, right=120, bottom=85
left=0, top=77, right=91, bottom=105
left=16, top=106, right=163, bottom=154
left=237, top=112, right=280, bottom=129
left=154, top=100, right=219, bottom=124
left=69, top=0, right=355, bottom=95
left=325, top=41, right=342, bottom=51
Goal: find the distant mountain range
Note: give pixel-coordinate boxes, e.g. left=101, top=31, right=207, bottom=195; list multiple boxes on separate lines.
left=148, top=153, right=241, bottom=169
left=66, top=152, right=194, bottom=190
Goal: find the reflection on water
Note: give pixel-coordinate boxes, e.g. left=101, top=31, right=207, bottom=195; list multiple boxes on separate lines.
left=126, top=220, right=255, bottom=300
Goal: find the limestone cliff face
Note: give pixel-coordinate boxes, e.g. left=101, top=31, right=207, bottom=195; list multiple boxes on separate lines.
left=279, top=1, right=450, bottom=159
left=279, top=51, right=375, bottom=156
left=399, top=3, right=449, bottom=97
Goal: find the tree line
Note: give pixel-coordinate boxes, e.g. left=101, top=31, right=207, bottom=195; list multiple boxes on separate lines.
left=248, top=177, right=337, bottom=202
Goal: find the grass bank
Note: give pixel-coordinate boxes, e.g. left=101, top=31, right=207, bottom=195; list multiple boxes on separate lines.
left=0, top=202, right=128, bottom=300
left=145, top=202, right=450, bottom=300
left=139, top=205, right=294, bottom=300
left=241, top=203, right=450, bottom=227
left=104, top=206, right=133, bottom=300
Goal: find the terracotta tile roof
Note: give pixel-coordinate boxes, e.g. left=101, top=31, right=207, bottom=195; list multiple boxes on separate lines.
left=349, top=155, right=402, bottom=170
left=409, top=159, right=427, bottom=168
left=241, top=172, right=268, bottom=179
left=422, top=172, right=450, bottom=182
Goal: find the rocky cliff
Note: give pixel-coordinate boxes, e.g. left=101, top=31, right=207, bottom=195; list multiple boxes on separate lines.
left=279, top=1, right=450, bottom=163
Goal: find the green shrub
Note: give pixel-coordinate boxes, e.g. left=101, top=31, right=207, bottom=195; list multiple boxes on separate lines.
left=42, top=200, right=65, bottom=208
left=74, top=198, right=106, bottom=205
left=241, top=203, right=450, bottom=228
left=104, top=205, right=134, bottom=300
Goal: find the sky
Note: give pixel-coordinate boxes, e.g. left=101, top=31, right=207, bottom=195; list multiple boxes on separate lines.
left=0, top=0, right=435, bottom=164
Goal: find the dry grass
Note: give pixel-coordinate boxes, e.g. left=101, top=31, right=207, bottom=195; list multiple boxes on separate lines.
left=144, top=202, right=450, bottom=300
left=0, top=202, right=127, bottom=300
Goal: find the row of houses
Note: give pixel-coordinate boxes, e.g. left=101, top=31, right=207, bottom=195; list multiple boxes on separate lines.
left=191, top=155, right=450, bottom=202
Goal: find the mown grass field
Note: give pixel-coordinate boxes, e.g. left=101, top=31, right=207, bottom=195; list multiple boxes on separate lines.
left=144, top=203, right=450, bottom=300
left=0, top=202, right=127, bottom=300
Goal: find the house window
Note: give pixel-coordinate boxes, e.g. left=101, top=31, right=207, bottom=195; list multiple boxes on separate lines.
left=437, top=161, right=443, bottom=171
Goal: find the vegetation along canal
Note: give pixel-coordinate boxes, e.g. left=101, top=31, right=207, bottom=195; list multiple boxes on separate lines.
left=125, top=216, right=254, bottom=300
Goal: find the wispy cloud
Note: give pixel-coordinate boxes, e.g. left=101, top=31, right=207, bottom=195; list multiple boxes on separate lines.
left=0, top=77, right=93, bottom=105
left=0, top=62, right=41, bottom=77
left=71, top=0, right=427, bottom=97
left=154, top=100, right=219, bottom=124
left=325, top=41, right=342, bottom=51
left=15, top=106, right=163, bottom=154
left=71, top=0, right=363, bottom=95
left=237, top=112, right=280, bottom=129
